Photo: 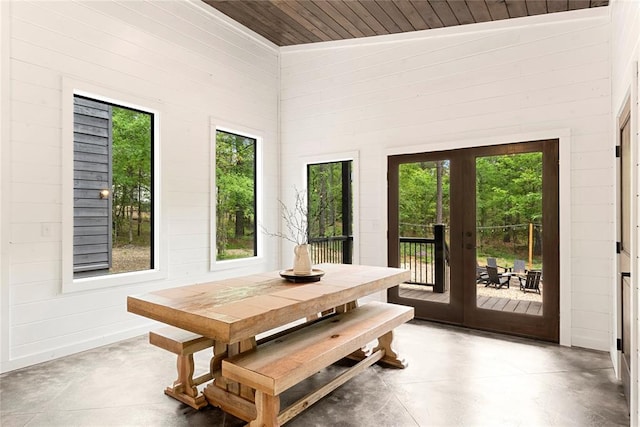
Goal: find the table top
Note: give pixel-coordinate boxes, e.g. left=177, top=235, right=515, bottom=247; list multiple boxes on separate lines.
left=127, top=263, right=409, bottom=344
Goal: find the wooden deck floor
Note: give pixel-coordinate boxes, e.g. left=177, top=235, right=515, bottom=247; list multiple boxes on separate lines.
left=399, top=287, right=543, bottom=315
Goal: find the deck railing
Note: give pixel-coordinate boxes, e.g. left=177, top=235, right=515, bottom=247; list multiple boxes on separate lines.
left=400, top=224, right=447, bottom=293
left=309, top=235, right=353, bottom=264
left=400, top=237, right=436, bottom=285
left=309, top=225, right=447, bottom=292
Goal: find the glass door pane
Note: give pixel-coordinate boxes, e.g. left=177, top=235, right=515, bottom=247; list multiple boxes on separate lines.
left=475, top=152, right=543, bottom=316
left=396, top=160, right=450, bottom=305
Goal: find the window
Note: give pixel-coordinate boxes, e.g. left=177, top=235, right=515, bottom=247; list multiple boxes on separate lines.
left=73, top=95, right=154, bottom=278
left=307, top=160, right=353, bottom=264
left=215, top=130, right=257, bottom=261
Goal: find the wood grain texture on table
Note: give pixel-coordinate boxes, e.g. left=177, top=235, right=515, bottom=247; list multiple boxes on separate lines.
left=127, top=264, right=409, bottom=343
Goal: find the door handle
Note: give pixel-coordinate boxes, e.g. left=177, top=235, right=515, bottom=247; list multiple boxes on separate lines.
left=622, top=272, right=631, bottom=278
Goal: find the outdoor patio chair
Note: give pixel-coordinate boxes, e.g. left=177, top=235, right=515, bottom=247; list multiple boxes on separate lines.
left=513, top=259, right=527, bottom=275
left=476, top=261, right=489, bottom=284
left=519, top=270, right=542, bottom=294
left=486, top=266, right=510, bottom=289
left=487, top=257, right=510, bottom=273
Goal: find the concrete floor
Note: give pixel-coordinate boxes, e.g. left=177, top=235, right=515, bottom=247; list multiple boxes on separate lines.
left=0, top=319, right=630, bottom=426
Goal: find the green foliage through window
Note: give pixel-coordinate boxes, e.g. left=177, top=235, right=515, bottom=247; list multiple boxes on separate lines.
left=111, top=106, right=152, bottom=256
left=308, top=162, right=349, bottom=237
left=216, top=130, right=256, bottom=261
left=476, top=152, right=543, bottom=264
left=398, top=161, right=450, bottom=237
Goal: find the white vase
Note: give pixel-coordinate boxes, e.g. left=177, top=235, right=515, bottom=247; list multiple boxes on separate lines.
left=293, top=244, right=312, bottom=275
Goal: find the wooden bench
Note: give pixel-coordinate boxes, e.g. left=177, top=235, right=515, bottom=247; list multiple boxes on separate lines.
left=222, top=301, right=414, bottom=426
left=149, top=326, right=215, bottom=409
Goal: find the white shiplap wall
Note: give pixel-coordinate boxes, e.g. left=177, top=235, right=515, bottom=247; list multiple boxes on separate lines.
left=280, top=8, right=612, bottom=350
left=1, top=0, right=279, bottom=372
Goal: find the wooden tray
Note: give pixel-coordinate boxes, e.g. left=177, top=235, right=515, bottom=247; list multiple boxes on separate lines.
left=279, top=269, right=325, bottom=283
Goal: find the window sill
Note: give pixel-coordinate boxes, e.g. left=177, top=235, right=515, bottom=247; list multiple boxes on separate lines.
left=63, top=269, right=166, bottom=293
left=210, top=256, right=265, bottom=272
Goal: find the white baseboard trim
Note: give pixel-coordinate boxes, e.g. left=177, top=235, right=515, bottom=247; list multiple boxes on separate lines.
left=0, top=323, right=157, bottom=374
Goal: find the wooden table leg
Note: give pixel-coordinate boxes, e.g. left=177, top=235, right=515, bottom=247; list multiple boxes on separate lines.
left=211, top=340, right=229, bottom=390
left=335, top=300, right=358, bottom=313
left=239, top=338, right=257, bottom=401
left=205, top=338, right=258, bottom=422
left=373, top=330, right=408, bottom=368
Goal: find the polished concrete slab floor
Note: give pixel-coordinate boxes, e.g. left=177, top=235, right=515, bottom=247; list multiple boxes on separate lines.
left=1, top=319, right=629, bottom=426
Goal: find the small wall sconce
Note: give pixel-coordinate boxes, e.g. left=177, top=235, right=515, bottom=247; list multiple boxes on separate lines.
left=99, top=189, right=110, bottom=199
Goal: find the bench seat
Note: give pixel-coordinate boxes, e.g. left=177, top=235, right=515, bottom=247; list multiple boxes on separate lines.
left=222, top=301, right=413, bottom=426
left=149, top=326, right=215, bottom=409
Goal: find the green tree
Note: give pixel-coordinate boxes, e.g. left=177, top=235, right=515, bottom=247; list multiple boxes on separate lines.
left=476, top=152, right=542, bottom=255
left=308, top=162, right=344, bottom=237
left=111, top=106, right=151, bottom=246
left=398, top=161, right=450, bottom=237
left=216, top=131, right=255, bottom=259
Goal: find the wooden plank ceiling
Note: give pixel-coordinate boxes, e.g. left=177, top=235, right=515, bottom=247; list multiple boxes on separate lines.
left=202, top=0, right=609, bottom=46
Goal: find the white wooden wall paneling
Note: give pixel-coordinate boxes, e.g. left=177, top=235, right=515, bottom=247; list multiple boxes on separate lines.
left=10, top=19, right=273, bottom=119
left=280, top=22, right=602, bottom=92
left=9, top=242, right=61, bottom=267
left=21, top=0, right=276, bottom=83
left=3, top=0, right=279, bottom=369
left=280, top=11, right=611, bottom=350
left=12, top=313, right=141, bottom=351
left=280, top=82, right=610, bottom=138
left=281, top=23, right=608, bottom=102
left=283, top=47, right=608, bottom=119
left=283, top=58, right=610, bottom=123
left=572, top=292, right=612, bottom=314
left=94, top=0, right=277, bottom=75
left=11, top=290, right=131, bottom=327
left=11, top=280, right=60, bottom=306
left=10, top=18, right=276, bottom=128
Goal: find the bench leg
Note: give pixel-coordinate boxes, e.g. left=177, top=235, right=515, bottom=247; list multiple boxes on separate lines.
left=210, top=339, right=256, bottom=408
left=250, top=391, right=280, bottom=427
left=164, top=353, right=208, bottom=409
left=373, top=330, right=408, bottom=369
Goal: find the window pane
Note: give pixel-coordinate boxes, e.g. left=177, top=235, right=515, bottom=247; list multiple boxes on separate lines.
left=397, top=160, right=450, bottom=304
left=73, top=95, right=153, bottom=278
left=216, top=130, right=257, bottom=261
left=307, top=161, right=353, bottom=264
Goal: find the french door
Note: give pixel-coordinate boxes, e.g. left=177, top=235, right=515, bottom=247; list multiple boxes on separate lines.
left=388, top=140, right=559, bottom=342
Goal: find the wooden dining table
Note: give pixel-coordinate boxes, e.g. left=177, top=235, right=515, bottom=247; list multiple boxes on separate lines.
left=127, top=263, right=410, bottom=421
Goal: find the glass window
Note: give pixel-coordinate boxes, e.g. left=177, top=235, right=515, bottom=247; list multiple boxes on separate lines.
left=307, top=160, right=353, bottom=264
left=215, top=130, right=257, bottom=261
left=73, top=95, right=153, bottom=278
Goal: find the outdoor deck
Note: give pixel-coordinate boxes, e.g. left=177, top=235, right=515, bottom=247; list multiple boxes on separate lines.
left=399, top=286, right=543, bottom=315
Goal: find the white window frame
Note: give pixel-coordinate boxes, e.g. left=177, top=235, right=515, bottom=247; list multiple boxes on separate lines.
left=210, top=117, right=264, bottom=271
left=62, top=78, right=165, bottom=293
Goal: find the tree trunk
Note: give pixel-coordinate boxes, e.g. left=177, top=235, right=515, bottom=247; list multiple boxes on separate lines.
left=137, top=173, right=142, bottom=237
left=128, top=188, right=134, bottom=244
left=319, top=165, right=327, bottom=236
left=436, top=161, right=443, bottom=224
left=113, top=190, right=119, bottom=241
left=235, top=210, right=244, bottom=238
